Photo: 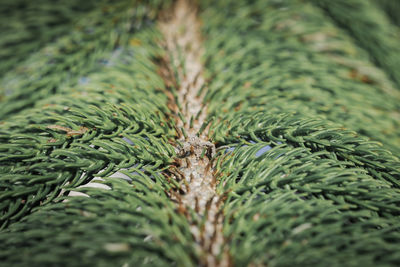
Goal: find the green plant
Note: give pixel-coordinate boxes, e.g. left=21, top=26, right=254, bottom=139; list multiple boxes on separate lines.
left=0, top=0, right=399, bottom=266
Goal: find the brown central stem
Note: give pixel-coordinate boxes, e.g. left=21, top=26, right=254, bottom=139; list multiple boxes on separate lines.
left=158, top=0, right=230, bottom=266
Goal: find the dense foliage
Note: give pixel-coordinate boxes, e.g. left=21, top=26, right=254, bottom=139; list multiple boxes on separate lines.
left=0, top=0, right=399, bottom=266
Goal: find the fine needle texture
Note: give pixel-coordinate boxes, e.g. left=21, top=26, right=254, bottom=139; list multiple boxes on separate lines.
left=159, top=0, right=229, bottom=265
left=0, top=0, right=400, bottom=266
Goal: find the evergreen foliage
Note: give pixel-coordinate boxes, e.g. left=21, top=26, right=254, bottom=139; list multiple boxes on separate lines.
left=0, top=0, right=170, bottom=118
left=0, top=0, right=98, bottom=77
left=311, top=0, right=400, bottom=89
left=0, top=0, right=399, bottom=266
left=374, top=0, right=400, bottom=26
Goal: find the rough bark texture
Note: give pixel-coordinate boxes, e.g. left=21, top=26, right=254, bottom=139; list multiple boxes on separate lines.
left=159, top=0, right=229, bottom=266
